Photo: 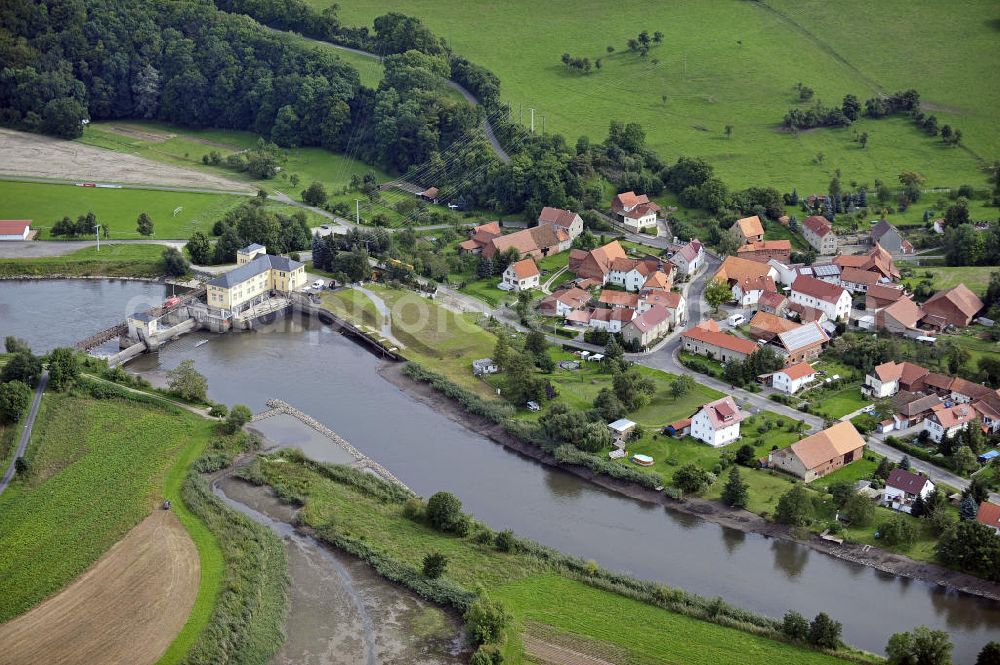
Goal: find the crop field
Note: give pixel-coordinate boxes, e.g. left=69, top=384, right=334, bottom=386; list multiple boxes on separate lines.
left=0, top=394, right=217, bottom=624
left=0, top=180, right=244, bottom=240
left=329, top=0, right=997, bottom=192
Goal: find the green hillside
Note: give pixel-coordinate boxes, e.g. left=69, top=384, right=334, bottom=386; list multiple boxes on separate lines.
left=326, top=0, right=997, bottom=192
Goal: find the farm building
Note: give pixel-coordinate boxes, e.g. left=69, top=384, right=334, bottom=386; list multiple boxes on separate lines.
left=0, top=220, right=32, bottom=240
left=768, top=422, right=865, bottom=482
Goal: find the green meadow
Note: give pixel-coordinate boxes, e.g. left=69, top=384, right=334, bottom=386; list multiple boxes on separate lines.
left=329, top=0, right=997, bottom=192
left=0, top=180, right=243, bottom=240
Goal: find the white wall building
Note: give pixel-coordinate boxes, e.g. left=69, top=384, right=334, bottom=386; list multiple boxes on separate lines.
left=771, top=363, right=818, bottom=394
left=501, top=258, right=540, bottom=292
left=790, top=275, right=852, bottom=322
left=690, top=396, right=744, bottom=447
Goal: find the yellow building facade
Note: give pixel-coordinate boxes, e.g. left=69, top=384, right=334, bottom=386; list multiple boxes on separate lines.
left=206, top=244, right=307, bottom=311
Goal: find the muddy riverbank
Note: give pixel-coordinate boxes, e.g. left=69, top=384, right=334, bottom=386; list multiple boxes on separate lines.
left=213, top=469, right=469, bottom=665
left=378, top=362, right=1000, bottom=604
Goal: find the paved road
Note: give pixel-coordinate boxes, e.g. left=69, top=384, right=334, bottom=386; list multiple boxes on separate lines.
left=0, top=371, right=48, bottom=497
left=0, top=238, right=186, bottom=258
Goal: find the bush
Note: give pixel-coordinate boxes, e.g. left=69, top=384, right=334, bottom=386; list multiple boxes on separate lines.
left=426, top=491, right=468, bottom=534
left=495, top=529, right=517, bottom=553
left=782, top=610, right=810, bottom=641
left=879, top=515, right=917, bottom=547
left=193, top=453, right=233, bottom=473
left=403, top=497, right=425, bottom=520
left=672, top=463, right=714, bottom=494
left=223, top=404, right=253, bottom=434
left=809, top=612, right=842, bottom=649
left=209, top=403, right=229, bottom=418
left=422, top=552, right=448, bottom=579
left=464, top=595, right=512, bottom=646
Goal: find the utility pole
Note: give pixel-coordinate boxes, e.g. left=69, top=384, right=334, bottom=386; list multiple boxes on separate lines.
left=94, top=224, right=101, bottom=252
left=529, top=107, right=535, bottom=133
left=355, top=199, right=361, bottom=225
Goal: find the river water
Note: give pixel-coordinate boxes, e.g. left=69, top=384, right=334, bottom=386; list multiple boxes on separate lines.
left=3, top=280, right=999, bottom=661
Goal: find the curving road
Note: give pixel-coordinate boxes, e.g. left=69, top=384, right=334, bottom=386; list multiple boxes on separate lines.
left=0, top=371, right=48, bottom=497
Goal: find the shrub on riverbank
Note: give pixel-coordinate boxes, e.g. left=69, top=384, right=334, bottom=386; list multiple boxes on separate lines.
left=180, top=472, right=289, bottom=665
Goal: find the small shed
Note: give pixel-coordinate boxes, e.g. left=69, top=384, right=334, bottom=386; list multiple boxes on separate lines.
left=608, top=418, right=637, bottom=438
left=127, top=311, right=159, bottom=340
left=663, top=418, right=691, bottom=437
left=472, top=358, right=498, bottom=376
left=979, top=450, right=1000, bottom=463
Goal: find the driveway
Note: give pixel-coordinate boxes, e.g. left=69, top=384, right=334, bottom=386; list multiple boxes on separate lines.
left=0, top=371, right=48, bottom=497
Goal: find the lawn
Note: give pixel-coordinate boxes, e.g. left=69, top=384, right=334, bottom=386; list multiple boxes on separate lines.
left=0, top=393, right=220, bottom=623
left=0, top=180, right=244, bottom=240
left=330, top=0, right=995, bottom=192
left=805, top=385, right=870, bottom=420
left=374, top=286, right=499, bottom=394
left=0, top=243, right=170, bottom=278
left=320, top=288, right=382, bottom=329
left=459, top=278, right=511, bottom=308
left=902, top=266, right=998, bottom=296
left=250, top=451, right=855, bottom=665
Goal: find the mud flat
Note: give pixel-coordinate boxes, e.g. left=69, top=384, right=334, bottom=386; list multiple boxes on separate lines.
left=215, top=475, right=469, bottom=665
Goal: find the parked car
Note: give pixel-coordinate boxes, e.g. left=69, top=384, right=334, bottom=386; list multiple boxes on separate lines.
left=312, top=279, right=325, bottom=289
left=527, top=401, right=541, bottom=412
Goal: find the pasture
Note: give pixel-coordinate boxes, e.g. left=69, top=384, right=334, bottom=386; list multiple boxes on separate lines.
left=329, top=0, right=997, bottom=192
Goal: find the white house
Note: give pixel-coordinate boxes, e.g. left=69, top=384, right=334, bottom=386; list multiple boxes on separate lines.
left=537, top=206, right=583, bottom=239
left=690, top=396, right=744, bottom=447
left=0, top=220, right=32, bottom=240
left=588, top=308, right=634, bottom=333
left=864, top=361, right=902, bottom=398
left=771, top=362, right=818, bottom=395
left=732, top=275, right=776, bottom=308
left=790, top=275, right=851, bottom=322
left=612, top=191, right=660, bottom=233
left=923, top=403, right=977, bottom=442
left=668, top=240, right=704, bottom=277
left=884, top=469, right=935, bottom=513
left=502, top=258, right=540, bottom=292
left=472, top=358, right=498, bottom=376
left=638, top=289, right=685, bottom=327
left=802, top=215, right=838, bottom=254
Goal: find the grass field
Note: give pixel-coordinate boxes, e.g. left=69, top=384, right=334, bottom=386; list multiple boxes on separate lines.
left=0, top=180, right=244, bottom=240
left=902, top=265, right=998, bottom=296
left=0, top=244, right=170, bottom=278
left=329, top=0, right=996, bottom=192
left=320, top=288, right=383, bottom=329
left=251, top=451, right=855, bottom=665
left=0, top=394, right=219, bottom=623
left=78, top=121, right=394, bottom=208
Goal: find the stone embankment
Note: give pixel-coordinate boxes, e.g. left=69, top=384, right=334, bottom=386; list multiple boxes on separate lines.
left=254, top=399, right=411, bottom=492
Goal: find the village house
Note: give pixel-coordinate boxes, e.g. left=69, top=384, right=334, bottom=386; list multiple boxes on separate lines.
left=865, top=284, right=906, bottom=312
left=768, top=421, right=865, bottom=482
left=598, top=289, right=639, bottom=310
left=607, top=257, right=670, bottom=292
left=976, top=502, right=1000, bottom=535
left=875, top=295, right=925, bottom=334
left=839, top=266, right=883, bottom=293
left=920, top=284, right=984, bottom=328
left=539, top=287, right=592, bottom=317
left=864, top=361, right=905, bottom=398
left=611, top=191, right=660, bottom=233
left=482, top=224, right=571, bottom=260
left=748, top=311, right=800, bottom=342
left=802, top=215, right=838, bottom=254
left=758, top=291, right=789, bottom=316
left=569, top=240, right=627, bottom=283
left=691, top=396, right=744, bottom=447
left=923, top=403, right=977, bottom=442
left=680, top=320, right=759, bottom=363
left=637, top=289, right=685, bottom=327
left=206, top=244, right=306, bottom=313
left=887, top=391, right=942, bottom=430
left=622, top=305, right=672, bottom=349
left=870, top=220, right=914, bottom=255
left=834, top=244, right=899, bottom=280
left=732, top=274, right=778, bottom=307
left=0, top=220, right=32, bottom=241
left=458, top=221, right=502, bottom=255
left=770, top=362, right=818, bottom=394
left=787, top=301, right=828, bottom=324
left=642, top=269, right=673, bottom=292
left=586, top=307, right=634, bottom=333
left=884, top=469, right=935, bottom=513
left=735, top=215, right=765, bottom=244
left=537, top=206, right=583, bottom=239
left=736, top=240, right=792, bottom=264
left=417, top=186, right=439, bottom=203
left=668, top=239, right=704, bottom=276
left=790, top=275, right=851, bottom=321
left=773, top=322, right=830, bottom=363
left=501, top=258, right=540, bottom=292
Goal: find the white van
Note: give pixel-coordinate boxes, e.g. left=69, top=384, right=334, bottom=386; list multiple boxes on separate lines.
left=726, top=313, right=745, bottom=327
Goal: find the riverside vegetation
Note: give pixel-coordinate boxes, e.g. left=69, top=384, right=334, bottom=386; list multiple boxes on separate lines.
left=237, top=447, right=881, bottom=664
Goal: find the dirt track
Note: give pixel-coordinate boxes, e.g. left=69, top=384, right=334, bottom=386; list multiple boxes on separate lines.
left=0, top=511, right=200, bottom=665
left=0, top=127, right=254, bottom=192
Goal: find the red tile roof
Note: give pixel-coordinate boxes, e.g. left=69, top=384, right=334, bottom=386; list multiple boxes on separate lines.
left=977, top=502, right=1000, bottom=530
left=681, top=323, right=759, bottom=355
left=538, top=206, right=580, bottom=229
left=886, top=468, right=932, bottom=495
left=791, top=275, right=848, bottom=304
left=598, top=290, right=639, bottom=308
left=736, top=215, right=765, bottom=238
left=0, top=220, right=30, bottom=235
left=611, top=191, right=650, bottom=214
left=781, top=362, right=817, bottom=380
left=803, top=215, right=833, bottom=237
left=627, top=305, right=671, bottom=332
left=840, top=266, right=881, bottom=287
left=700, top=396, right=745, bottom=429
left=509, top=258, right=539, bottom=279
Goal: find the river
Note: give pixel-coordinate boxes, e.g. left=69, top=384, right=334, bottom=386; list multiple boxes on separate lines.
left=3, top=280, right=999, bottom=661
